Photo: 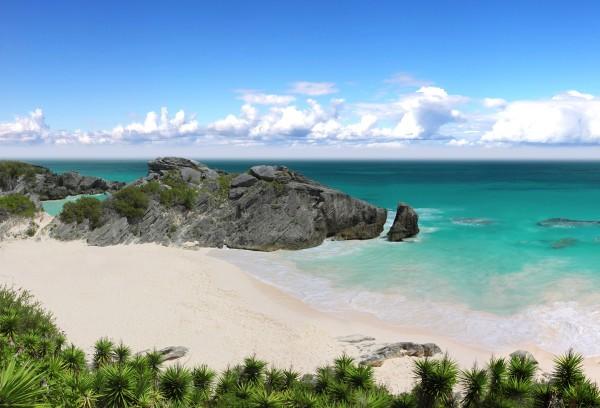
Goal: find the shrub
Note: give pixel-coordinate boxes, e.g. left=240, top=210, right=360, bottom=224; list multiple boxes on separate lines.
left=159, top=173, right=198, bottom=210
left=59, top=196, right=104, bottom=229
left=112, top=186, right=149, bottom=221
left=0, top=161, right=47, bottom=190
left=216, top=174, right=234, bottom=201
left=0, top=194, right=37, bottom=217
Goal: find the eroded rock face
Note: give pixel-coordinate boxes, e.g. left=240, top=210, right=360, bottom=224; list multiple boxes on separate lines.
left=0, top=161, right=124, bottom=200
left=360, top=342, right=442, bottom=367
left=50, top=159, right=388, bottom=251
left=387, top=202, right=419, bottom=242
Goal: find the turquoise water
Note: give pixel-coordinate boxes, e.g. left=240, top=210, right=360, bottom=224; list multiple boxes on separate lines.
left=42, top=193, right=108, bottom=216
left=32, top=160, right=600, bottom=354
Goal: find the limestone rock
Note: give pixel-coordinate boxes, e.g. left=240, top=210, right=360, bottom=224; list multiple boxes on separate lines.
left=387, top=202, right=419, bottom=241
left=361, top=342, right=441, bottom=367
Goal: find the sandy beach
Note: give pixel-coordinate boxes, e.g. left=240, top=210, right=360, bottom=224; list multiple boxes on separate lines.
left=1, top=239, right=599, bottom=393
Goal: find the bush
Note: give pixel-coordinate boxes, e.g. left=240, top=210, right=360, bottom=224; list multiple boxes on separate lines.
left=111, top=186, right=149, bottom=221
left=0, top=193, right=37, bottom=217
left=159, top=173, right=198, bottom=210
left=59, top=197, right=104, bottom=229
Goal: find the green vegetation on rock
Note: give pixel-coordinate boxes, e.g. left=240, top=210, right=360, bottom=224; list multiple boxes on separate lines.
left=112, top=186, right=149, bottom=221
left=0, top=193, right=37, bottom=217
left=0, top=161, right=46, bottom=190
left=216, top=174, right=234, bottom=202
left=59, top=196, right=104, bottom=229
left=159, top=172, right=198, bottom=210
left=2, top=285, right=600, bottom=407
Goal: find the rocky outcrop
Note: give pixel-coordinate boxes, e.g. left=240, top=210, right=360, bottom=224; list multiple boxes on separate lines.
left=0, top=161, right=124, bottom=200
left=387, top=202, right=419, bottom=241
left=49, top=158, right=388, bottom=251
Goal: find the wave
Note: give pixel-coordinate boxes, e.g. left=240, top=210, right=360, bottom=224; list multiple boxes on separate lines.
left=219, top=249, right=600, bottom=356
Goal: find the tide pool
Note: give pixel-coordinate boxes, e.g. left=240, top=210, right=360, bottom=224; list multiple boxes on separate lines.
left=33, top=160, right=600, bottom=354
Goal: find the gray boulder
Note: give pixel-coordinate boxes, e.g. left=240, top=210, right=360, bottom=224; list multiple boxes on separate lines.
left=510, top=350, right=537, bottom=363
left=361, top=342, right=441, bottom=367
left=231, top=173, right=258, bottom=188
left=387, top=202, right=419, bottom=241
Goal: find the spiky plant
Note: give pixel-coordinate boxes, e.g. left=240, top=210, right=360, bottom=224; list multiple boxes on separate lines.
left=326, top=380, right=355, bottom=405
left=135, top=389, right=164, bottom=408
left=0, top=360, right=46, bottom=407
left=314, top=366, right=335, bottom=394
left=552, top=349, right=585, bottom=394
left=508, top=354, right=537, bottom=383
left=460, top=365, right=488, bottom=407
left=413, top=355, right=458, bottom=408
left=347, top=364, right=375, bottom=391
left=391, top=392, right=417, bottom=408
left=333, top=354, right=355, bottom=382
left=249, top=388, right=285, bottom=408
left=242, top=355, right=267, bottom=385
left=265, top=368, right=286, bottom=393
left=114, top=342, right=131, bottom=366
left=503, top=377, right=533, bottom=403
left=158, top=364, right=193, bottom=405
left=282, top=368, right=300, bottom=391
left=98, top=364, right=137, bottom=408
left=144, top=350, right=164, bottom=382
left=284, top=387, right=319, bottom=408
left=486, top=356, right=507, bottom=401
left=354, top=387, right=393, bottom=408
left=0, top=309, right=19, bottom=343
left=564, top=379, right=600, bottom=407
left=70, top=372, right=99, bottom=408
left=215, top=367, right=240, bottom=397
left=531, top=382, right=559, bottom=408
left=92, top=337, right=114, bottom=369
left=62, top=344, right=87, bottom=373
left=234, top=381, right=255, bottom=401
left=191, top=364, right=216, bottom=394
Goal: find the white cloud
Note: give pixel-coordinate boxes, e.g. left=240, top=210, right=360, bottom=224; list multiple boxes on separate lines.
left=483, top=90, right=600, bottom=144
left=483, top=97, right=507, bottom=109
left=111, top=107, right=200, bottom=143
left=238, top=92, right=295, bottom=105
left=0, top=108, right=48, bottom=143
left=290, top=81, right=338, bottom=96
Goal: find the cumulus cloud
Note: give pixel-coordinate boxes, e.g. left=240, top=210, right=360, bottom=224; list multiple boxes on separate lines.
left=290, top=81, right=338, bottom=96
left=111, top=107, right=199, bottom=143
left=483, top=90, right=600, bottom=144
left=384, top=72, right=431, bottom=87
left=0, top=108, right=49, bottom=143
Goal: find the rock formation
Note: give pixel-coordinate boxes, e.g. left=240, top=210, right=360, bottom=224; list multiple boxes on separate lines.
left=387, top=202, right=419, bottom=241
left=50, top=157, right=388, bottom=251
left=0, top=161, right=124, bottom=200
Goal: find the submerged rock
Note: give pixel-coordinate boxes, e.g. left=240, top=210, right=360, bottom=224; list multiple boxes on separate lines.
left=50, top=157, right=388, bottom=251
left=387, top=203, right=419, bottom=241
left=452, top=217, right=494, bottom=226
left=551, top=238, right=578, bottom=249
left=538, top=218, right=600, bottom=227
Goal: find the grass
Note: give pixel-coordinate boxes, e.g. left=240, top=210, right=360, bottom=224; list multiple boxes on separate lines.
left=0, top=193, right=37, bottom=217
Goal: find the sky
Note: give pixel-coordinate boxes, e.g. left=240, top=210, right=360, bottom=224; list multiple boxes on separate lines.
left=2, top=0, right=600, bottom=158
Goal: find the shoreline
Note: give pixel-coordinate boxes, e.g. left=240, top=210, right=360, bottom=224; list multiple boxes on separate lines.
left=1, top=239, right=599, bottom=392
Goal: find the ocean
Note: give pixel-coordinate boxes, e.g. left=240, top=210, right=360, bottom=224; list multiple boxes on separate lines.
left=33, top=160, right=600, bottom=355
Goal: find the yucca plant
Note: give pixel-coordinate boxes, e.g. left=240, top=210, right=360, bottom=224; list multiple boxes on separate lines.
left=413, top=355, right=458, bottom=408
left=0, top=360, right=46, bottom=407
left=284, top=387, right=320, bottom=408
left=215, top=367, right=239, bottom=397
left=326, top=379, right=355, bottom=405
left=333, top=354, right=355, bottom=382
left=460, top=365, right=487, bottom=407
left=531, top=382, right=559, bottom=408
left=98, top=364, right=137, bottom=408
left=508, top=354, right=537, bottom=383
left=192, top=364, right=216, bottom=394
left=552, top=349, right=585, bottom=395
left=347, top=364, right=375, bottom=391
left=564, top=379, right=600, bottom=407
left=0, top=309, right=19, bottom=343
left=354, top=387, right=393, bottom=408
left=114, top=343, right=131, bottom=366
left=242, top=355, right=267, bottom=385
left=265, top=367, right=286, bottom=393
left=62, top=344, right=87, bottom=373
left=486, top=356, right=507, bottom=401
left=314, top=366, right=335, bottom=394
left=249, top=388, right=285, bottom=407
left=282, top=368, right=300, bottom=391
left=93, top=337, right=114, bottom=369
left=391, top=392, right=417, bottom=408
left=158, top=364, right=193, bottom=405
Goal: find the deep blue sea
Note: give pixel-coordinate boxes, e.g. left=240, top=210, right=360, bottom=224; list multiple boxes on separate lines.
left=32, top=159, right=600, bottom=354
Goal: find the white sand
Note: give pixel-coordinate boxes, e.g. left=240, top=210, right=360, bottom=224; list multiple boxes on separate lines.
left=1, top=239, right=599, bottom=392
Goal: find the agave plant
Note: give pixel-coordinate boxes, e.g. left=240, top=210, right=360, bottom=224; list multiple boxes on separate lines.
left=460, top=365, right=487, bottom=407
left=144, top=350, right=164, bottom=381
left=0, top=360, right=46, bottom=407
left=564, top=379, right=600, bottom=407
left=333, top=354, right=355, bottom=382
left=552, top=349, right=585, bottom=394
left=326, top=379, right=355, bottom=405
left=314, top=366, right=335, bottom=394
left=354, top=387, right=393, bottom=408
left=284, top=387, right=320, bottom=408
left=215, top=366, right=239, bottom=396
left=158, top=364, right=193, bottom=405
left=98, top=364, right=137, bottom=408
left=282, top=368, right=300, bottom=391
left=93, top=337, right=114, bottom=369
left=265, top=367, right=286, bottom=393
left=346, top=364, right=375, bottom=391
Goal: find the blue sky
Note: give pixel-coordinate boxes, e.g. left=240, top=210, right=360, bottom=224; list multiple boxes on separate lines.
left=2, top=0, right=600, bottom=158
